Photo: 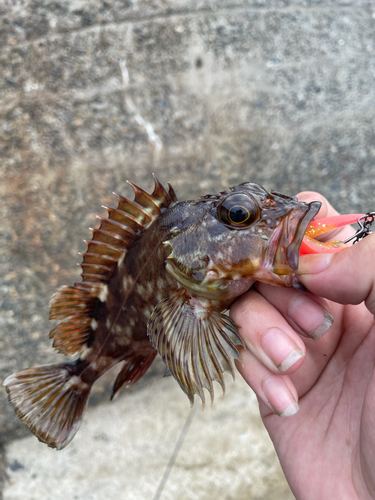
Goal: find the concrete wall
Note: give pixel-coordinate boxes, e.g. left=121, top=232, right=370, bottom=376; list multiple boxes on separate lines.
left=1, top=0, right=375, bottom=498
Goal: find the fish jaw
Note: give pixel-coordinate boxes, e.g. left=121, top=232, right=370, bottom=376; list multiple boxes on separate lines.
left=165, top=259, right=254, bottom=301
left=300, top=213, right=365, bottom=255
left=262, top=200, right=322, bottom=276
left=286, top=201, right=322, bottom=269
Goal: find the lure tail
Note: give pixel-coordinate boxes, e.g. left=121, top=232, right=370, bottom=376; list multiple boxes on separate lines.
left=3, top=361, right=91, bottom=450
left=300, top=213, right=366, bottom=255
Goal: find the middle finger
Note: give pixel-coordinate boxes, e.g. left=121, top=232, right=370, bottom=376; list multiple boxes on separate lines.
left=231, top=289, right=306, bottom=374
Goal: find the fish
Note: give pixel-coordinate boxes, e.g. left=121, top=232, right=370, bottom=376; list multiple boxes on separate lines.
left=3, top=175, right=359, bottom=450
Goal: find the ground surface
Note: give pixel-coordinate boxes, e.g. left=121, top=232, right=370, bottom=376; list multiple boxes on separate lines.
left=3, top=364, right=294, bottom=500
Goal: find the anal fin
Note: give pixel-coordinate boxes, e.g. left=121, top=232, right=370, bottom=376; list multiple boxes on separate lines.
left=111, top=352, right=156, bottom=400
left=147, top=289, right=244, bottom=407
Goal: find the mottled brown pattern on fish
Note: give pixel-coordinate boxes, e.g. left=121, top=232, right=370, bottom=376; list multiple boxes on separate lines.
left=4, top=176, right=322, bottom=449
left=73, top=241, right=176, bottom=386
left=87, top=228, right=176, bottom=359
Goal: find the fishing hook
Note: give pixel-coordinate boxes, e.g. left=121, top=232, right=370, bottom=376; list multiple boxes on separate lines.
left=344, top=212, right=375, bottom=244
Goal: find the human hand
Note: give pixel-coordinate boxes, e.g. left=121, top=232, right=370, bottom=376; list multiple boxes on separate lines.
left=230, top=192, right=375, bottom=500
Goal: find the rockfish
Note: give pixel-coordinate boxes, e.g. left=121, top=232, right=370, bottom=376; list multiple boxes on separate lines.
left=4, top=176, right=359, bottom=449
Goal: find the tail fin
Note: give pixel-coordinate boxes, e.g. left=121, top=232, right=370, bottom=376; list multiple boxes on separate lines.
left=3, top=362, right=91, bottom=450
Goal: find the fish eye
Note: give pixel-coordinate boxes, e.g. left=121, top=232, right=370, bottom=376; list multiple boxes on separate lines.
left=218, top=193, right=259, bottom=228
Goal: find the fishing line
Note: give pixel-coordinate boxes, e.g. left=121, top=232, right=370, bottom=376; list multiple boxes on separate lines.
left=152, top=404, right=198, bottom=500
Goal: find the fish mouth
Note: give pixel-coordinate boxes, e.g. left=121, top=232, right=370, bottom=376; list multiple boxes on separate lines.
left=264, top=201, right=366, bottom=275
left=269, top=201, right=321, bottom=274
left=268, top=202, right=365, bottom=275
left=286, top=201, right=322, bottom=270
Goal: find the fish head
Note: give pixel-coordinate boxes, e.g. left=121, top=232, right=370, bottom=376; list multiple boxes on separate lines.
left=163, top=182, right=321, bottom=300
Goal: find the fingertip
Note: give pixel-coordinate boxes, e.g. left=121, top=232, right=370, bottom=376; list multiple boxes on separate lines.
left=261, top=327, right=306, bottom=373
left=236, top=351, right=300, bottom=417
left=297, top=253, right=334, bottom=276
left=296, top=191, right=339, bottom=218
left=297, top=191, right=328, bottom=205
left=262, top=375, right=300, bottom=417
left=231, top=292, right=307, bottom=375
left=297, top=234, right=375, bottom=311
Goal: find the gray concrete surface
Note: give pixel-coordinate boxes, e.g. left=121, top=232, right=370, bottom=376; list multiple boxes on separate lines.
left=1, top=0, right=375, bottom=498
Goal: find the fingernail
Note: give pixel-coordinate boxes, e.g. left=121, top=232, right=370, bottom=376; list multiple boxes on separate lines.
left=262, top=375, right=300, bottom=417
left=262, top=328, right=304, bottom=372
left=297, top=253, right=333, bottom=275
left=288, top=295, right=333, bottom=340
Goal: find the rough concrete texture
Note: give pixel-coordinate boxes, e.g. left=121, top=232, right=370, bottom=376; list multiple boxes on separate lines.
left=1, top=0, right=375, bottom=498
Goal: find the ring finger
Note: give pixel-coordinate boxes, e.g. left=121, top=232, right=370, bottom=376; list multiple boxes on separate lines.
left=231, top=289, right=306, bottom=416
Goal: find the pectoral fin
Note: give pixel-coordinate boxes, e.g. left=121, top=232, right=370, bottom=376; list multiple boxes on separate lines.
left=147, top=289, right=244, bottom=406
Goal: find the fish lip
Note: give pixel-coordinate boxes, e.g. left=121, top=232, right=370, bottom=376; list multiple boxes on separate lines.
left=286, top=201, right=322, bottom=270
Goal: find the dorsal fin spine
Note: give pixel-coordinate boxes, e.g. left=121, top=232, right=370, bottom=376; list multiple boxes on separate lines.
left=85, top=240, right=125, bottom=257
left=126, top=181, right=161, bottom=215
left=79, top=252, right=117, bottom=265
left=95, top=216, right=136, bottom=237
left=90, top=229, right=130, bottom=249
left=80, top=273, right=109, bottom=283
left=79, top=263, right=113, bottom=274
left=73, top=283, right=100, bottom=290
left=113, top=193, right=154, bottom=223
left=104, top=206, right=144, bottom=231
left=168, top=183, right=178, bottom=203
left=74, top=281, right=107, bottom=288
left=49, top=176, right=177, bottom=357
left=151, top=174, right=172, bottom=207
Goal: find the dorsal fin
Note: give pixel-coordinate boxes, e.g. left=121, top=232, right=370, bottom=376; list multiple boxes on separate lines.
left=80, top=174, right=176, bottom=281
left=49, top=175, right=177, bottom=356
left=49, top=285, right=98, bottom=354
left=167, top=183, right=178, bottom=203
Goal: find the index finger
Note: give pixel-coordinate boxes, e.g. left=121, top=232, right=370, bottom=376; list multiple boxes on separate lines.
left=297, top=232, right=375, bottom=313
left=297, top=191, right=338, bottom=218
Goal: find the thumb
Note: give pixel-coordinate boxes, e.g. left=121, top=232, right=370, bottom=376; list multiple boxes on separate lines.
left=297, top=232, right=375, bottom=314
